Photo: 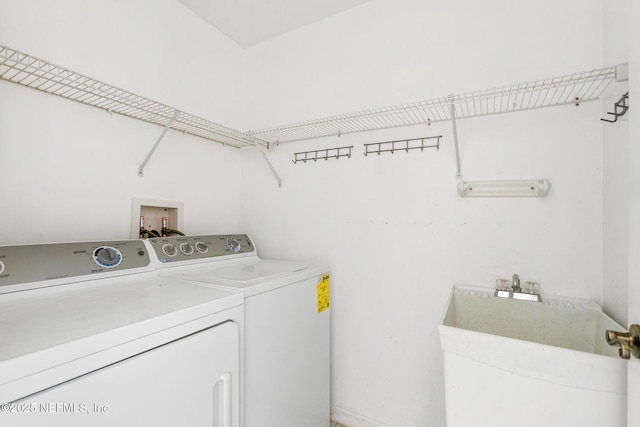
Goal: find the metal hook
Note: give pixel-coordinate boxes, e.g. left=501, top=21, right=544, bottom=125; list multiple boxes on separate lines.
left=602, top=92, right=629, bottom=123
left=293, top=146, right=353, bottom=163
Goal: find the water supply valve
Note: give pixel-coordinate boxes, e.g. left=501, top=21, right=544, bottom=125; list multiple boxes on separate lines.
left=606, top=324, right=640, bottom=359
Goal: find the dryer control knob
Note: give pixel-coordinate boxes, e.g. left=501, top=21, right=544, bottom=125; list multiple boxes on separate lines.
left=195, top=242, right=208, bottom=253
left=0, top=260, right=5, bottom=275
left=93, top=246, right=122, bottom=268
left=226, top=238, right=241, bottom=253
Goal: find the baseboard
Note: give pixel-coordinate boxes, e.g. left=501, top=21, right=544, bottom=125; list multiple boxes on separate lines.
left=331, top=405, right=393, bottom=427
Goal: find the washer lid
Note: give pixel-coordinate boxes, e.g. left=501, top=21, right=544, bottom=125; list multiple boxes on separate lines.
left=174, top=259, right=328, bottom=296
left=201, top=259, right=310, bottom=283
left=180, top=259, right=310, bottom=284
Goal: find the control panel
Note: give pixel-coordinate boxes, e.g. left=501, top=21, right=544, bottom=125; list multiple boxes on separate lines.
left=0, top=240, right=151, bottom=289
left=146, top=234, right=255, bottom=263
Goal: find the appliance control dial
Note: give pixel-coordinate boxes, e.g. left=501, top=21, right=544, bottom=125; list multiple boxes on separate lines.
left=226, top=237, right=241, bottom=252
left=93, top=246, right=123, bottom=268
left=162, top=244, right=178, bottom=257
left=195, top=242, right=208, bottom=253
left=179, top=242, right=194, bottom=255
left=0, top=260, right=5, bottom=274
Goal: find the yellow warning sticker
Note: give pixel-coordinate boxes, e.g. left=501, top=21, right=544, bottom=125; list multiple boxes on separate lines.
left=317, top=273, right=330, bottom=313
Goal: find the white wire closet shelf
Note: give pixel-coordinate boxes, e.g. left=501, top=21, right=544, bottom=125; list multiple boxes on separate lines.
left=248, top=66, right=619, bottom=144
left=0, top=45, right=269, bottom=149
left=1, top=44, right=622, bottom=150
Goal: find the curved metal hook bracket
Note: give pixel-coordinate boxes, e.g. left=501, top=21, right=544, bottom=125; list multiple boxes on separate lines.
left=601, top=92, right=629, bottom=123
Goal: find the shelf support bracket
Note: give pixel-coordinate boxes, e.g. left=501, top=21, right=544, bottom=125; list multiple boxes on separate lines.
left=450, top=98, right=462, bottom=179
left=138, top=110, right=180, bottom=177
left=257, top=148, right=282, bottom=188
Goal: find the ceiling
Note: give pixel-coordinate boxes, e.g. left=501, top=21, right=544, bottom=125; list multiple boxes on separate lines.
left=177, top=0, right=374, bottom=48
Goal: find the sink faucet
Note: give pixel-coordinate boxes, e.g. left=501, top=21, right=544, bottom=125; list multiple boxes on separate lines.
left=495, top=274, right=541, bottom=302
left=512, top=274, right=521, bottom=292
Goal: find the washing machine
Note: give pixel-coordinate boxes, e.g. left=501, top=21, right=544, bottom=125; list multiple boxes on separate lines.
left=144, top=234, right=330, bottom=427
left=0, top=239, right=243, bottom=427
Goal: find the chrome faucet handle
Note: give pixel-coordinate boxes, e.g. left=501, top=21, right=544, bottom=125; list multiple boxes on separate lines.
left=495, top=278, right=511, bottom=291
left=524, top=281, right=541, bottom=295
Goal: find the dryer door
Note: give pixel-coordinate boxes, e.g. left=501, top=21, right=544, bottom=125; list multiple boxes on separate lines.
left=4, top=321, right=239, bottom=427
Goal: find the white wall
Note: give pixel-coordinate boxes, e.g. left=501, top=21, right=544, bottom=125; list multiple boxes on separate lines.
left=602, top=0, right=629, bottom=326
left=626, top=1, right=640, bottom=418
left=245, top=0, right=602, bottom=129
left=242, top=1, right=604, bottom=426
left=0, top=1, right=620, bottom=426
left=0, top=0, right=247, bottom=243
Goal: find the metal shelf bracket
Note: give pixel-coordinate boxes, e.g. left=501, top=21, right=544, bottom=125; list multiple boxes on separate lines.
left=450, top=97, right=462, bottom=179
left=259, top=149, right=283, bottom=188
left=138, top=110, right=180, bottom=177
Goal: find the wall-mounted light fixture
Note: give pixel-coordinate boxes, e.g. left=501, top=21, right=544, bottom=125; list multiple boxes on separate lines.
left=457, top=179, right=552, bottom=197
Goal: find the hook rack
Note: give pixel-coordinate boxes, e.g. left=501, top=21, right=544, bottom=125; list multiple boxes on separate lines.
left=292, top=146, right=353, bottom=164
left=364, top=136, right=441, bottom=156
left=601, top=92, right=629, bottom=123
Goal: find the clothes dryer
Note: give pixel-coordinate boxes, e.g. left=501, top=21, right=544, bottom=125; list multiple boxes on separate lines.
left=0, top=239, right=243, bottom=427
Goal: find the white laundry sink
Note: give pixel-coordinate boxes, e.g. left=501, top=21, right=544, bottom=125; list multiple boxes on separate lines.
left=439, top=285, right=627, bottom=427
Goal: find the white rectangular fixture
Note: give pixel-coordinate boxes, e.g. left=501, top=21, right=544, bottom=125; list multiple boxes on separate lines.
left=131, top=197, right=184, bottom=238
left=457, top=179, right=552, bottom=197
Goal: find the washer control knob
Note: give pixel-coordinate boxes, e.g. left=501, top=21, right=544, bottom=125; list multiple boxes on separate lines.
left=0, top=260, right=5, bottom=275
left=226, top=238, right=241, bottom=253
left=195, top=242, right=208, bottom=253
left=162, top=244, right=178, bottom=257
left=180, top=242, right=194, bottom=255
left=93, top=246, right=123, bottom=268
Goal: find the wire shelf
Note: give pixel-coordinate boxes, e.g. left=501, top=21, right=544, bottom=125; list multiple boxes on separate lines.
left=0, top=45, right=269, bottom=149
left=249, top=67, right=617, bottom=144
left=0, top=43, right=619, bottom=150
